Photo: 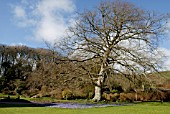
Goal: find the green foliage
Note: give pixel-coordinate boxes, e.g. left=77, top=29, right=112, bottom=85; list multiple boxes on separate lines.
left=110, top=89, right=119, bottom=93
left=157, top=71, right=170, bottom=79
left=62, top=89, right=73, bottom=100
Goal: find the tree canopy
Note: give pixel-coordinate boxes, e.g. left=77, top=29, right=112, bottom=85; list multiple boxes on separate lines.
left=63, top=0, right=170, bottom=101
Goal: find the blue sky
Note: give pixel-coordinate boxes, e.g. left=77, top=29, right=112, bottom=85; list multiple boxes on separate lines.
left=0, top=0, right=170, bottom=69
left=0, top=0, right=170, bottom=47
left=0, top=0, right=103, bottom=48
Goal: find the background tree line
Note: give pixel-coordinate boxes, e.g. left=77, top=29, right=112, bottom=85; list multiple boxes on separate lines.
left=0, top=44, right=95, bottom=99
left=0, top=44, right=169, bottom=102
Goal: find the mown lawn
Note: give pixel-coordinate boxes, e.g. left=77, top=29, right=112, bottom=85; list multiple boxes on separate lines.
left=0, top=102, right=170, bottom=114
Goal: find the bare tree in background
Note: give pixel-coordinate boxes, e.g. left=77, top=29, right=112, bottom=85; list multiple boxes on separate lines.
left=61, top=0, right=170, bottom=101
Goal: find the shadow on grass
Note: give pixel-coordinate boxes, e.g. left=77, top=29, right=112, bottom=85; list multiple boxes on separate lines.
left=0, top=98, right=57, bottom=108
left=0, top=98, right=124, bottom=108
left=2, top=97, right=168, bottom=108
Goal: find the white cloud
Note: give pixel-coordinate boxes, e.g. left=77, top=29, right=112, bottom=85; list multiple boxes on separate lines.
left=166, top=19, right=170, bottom=35
left=14, top=6, right=26, bottom=18
left=158, top=47, right=170, bottom=71
left=11, top=0, right=76, bottom=43
left=12, top=5, right=35, bottom=27
left=10, top=43, right=27, bottom=46
left=163, top=19, right=170, bottom=44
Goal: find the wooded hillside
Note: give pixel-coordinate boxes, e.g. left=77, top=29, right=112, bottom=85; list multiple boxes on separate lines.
left=0, top=44, right=169, bottom=101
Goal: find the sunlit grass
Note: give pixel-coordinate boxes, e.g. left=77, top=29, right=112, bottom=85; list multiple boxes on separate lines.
left=0, top=102, right=170, bottom=114
left=0, top=93, right=170, bottom=114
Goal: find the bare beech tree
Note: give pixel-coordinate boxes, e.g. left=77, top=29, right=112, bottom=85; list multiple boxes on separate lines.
left=62, top=1, right=170, bottom=101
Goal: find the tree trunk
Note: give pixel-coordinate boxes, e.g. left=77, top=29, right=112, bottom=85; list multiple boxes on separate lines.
left=92, top=77, right=103, bottom=101
left=92, top=65, right=105, bottom=101
left=93, top=48, right=109, bottom=101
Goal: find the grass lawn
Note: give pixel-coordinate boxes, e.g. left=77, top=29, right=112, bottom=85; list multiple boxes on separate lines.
left=0, top=102, right=170, bottom=114
left=0, top=94, right=170, bottom=114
